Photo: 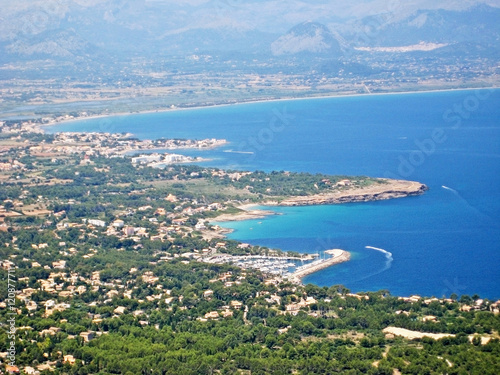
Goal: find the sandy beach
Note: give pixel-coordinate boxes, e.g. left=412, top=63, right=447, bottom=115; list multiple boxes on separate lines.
left=211, top=204, right=275, bottom=222
left=38, top=87, right=497, bottom=130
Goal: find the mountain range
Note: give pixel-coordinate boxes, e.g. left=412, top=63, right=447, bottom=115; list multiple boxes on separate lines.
left=0, top=1, right=499, bottom=63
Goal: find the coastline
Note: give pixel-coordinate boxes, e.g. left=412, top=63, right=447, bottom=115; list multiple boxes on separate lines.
left=38, top=86, right=498, bottom=131
left=208, top=178, right=427, bottom=281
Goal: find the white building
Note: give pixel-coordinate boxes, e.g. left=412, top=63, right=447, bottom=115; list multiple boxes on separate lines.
left=88, top=219, right=106, bottom=227
left=132, top=154, right=162, bottom=164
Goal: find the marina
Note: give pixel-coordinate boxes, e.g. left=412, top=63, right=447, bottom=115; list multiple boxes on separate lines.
left=203, top=250, right=350, bottom=282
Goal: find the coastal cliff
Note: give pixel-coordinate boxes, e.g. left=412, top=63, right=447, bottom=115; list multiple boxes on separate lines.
left=276, top=179, right=428, bottom=206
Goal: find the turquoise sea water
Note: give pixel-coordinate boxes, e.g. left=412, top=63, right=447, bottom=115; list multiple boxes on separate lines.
left=47, top=89, right=500, bottom=298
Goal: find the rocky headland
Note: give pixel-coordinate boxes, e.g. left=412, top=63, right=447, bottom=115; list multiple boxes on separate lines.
left=275, top=179, right=428, bottom=206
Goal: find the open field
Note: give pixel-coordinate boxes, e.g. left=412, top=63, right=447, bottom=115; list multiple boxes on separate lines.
left=149, top=178, right=258, bottom=200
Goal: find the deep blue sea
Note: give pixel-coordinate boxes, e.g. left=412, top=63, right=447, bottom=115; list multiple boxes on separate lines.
left=47, top=89, right=500, bottom=299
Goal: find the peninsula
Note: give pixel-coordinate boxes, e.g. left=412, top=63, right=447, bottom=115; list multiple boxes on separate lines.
left=275, top=179, right=428, bottom=206
left=210, top=178, right=427, bottom=235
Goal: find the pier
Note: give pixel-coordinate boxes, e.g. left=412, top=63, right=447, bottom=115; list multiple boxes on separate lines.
left=290, top=249, right=351, bottom=282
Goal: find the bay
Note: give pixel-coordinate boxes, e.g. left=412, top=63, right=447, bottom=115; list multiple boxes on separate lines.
left=46, top=89, right=500, bottom=298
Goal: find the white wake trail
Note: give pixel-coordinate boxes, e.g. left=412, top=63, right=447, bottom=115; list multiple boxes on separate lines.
left=352, top=246, right=394, bottom=282
left=442, top=185, right=495, bottom=224
left=365, top=246, right=393, bottom=270
left=441, top=185, right=455, bottom=192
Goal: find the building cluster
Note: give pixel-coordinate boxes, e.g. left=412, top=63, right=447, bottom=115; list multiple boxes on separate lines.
left=132, top=152, right=200, bottom=166
left=0, top=160, right=25, bottom=171
left=0, top=120, right=44, bottom=134
left=23, top=132, right=227, bottom=159
left=63, top=197, right=227, bottom=244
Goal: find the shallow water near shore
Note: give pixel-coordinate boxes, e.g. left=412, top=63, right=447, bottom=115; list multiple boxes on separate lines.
left=47, top=89, right=500, bottom=298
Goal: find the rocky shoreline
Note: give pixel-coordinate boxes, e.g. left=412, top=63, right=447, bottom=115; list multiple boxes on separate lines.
left=275, top=179, right=428, bottom=206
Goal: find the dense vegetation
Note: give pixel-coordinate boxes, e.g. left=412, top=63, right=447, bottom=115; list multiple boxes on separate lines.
left=217, top=170, right=383, bottom=197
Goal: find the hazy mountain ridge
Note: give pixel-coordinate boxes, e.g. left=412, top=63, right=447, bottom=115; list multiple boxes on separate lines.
left=347, top=4, right=500, bottom=47
left=5, top=29, right=102, bottom=59
left=1, top=2, right=499, bottom=62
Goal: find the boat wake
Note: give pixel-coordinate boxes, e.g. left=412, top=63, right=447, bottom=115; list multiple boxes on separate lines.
left=352, top=246, right=394, bottom=282
left=223, top=149, right=254, bottom=154
left=365, top=246, right=393, bottom=270
left=441, top=185, right=456, bottom=192
left=442, top=185, right=495, bottom=223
